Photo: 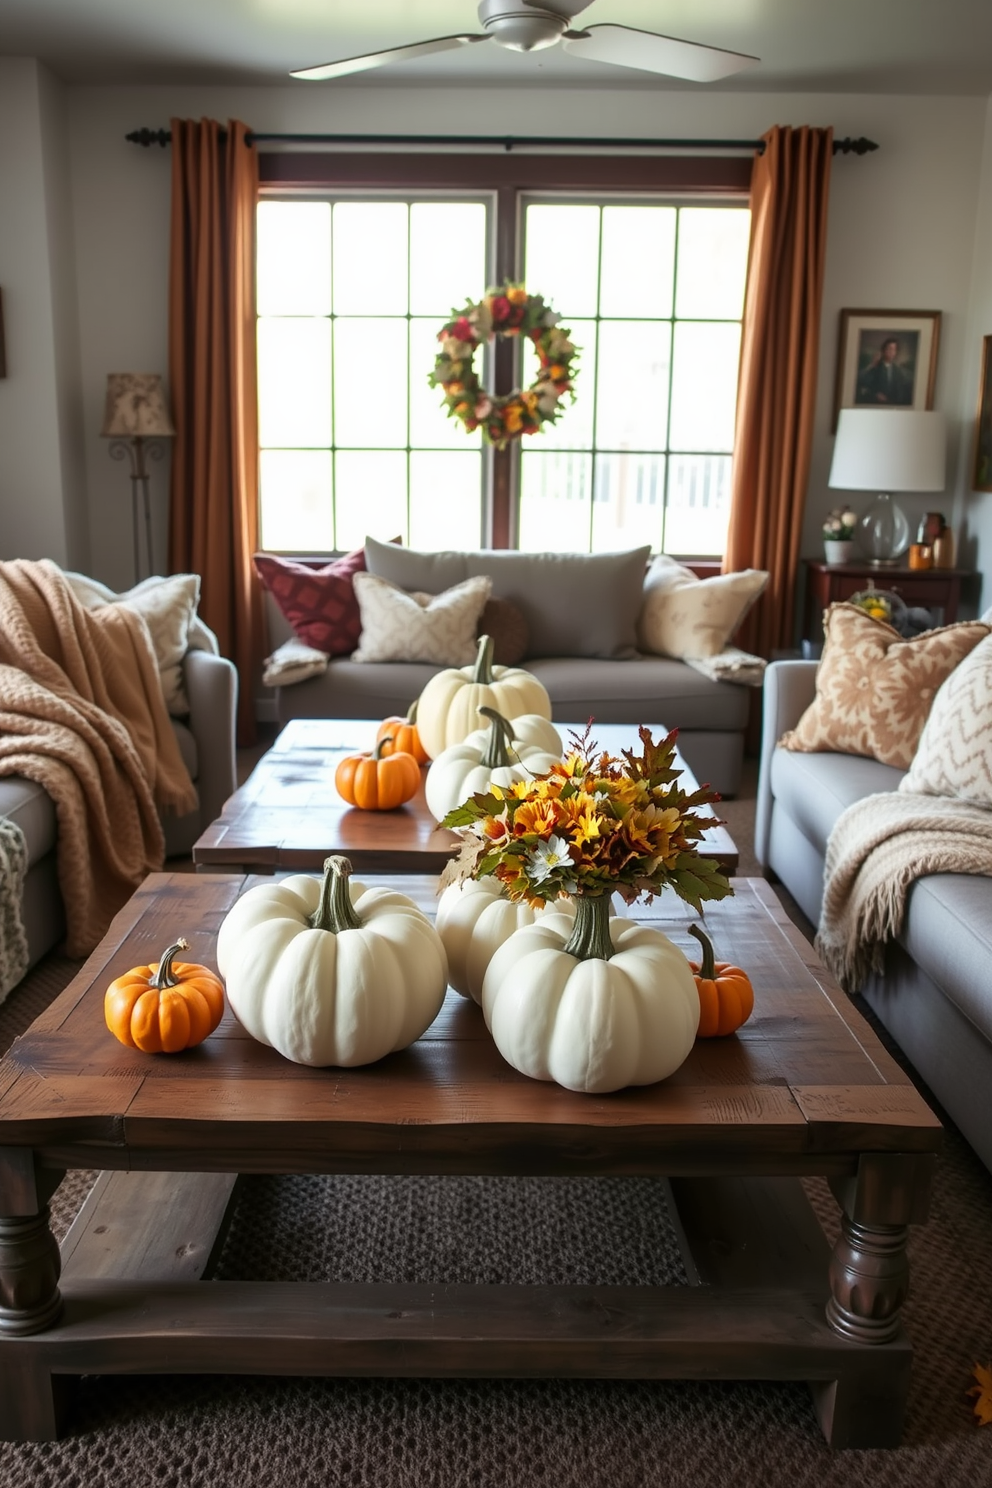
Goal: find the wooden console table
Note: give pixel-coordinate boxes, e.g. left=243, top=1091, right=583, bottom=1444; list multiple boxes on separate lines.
left=803, top=560, right=971, bottom=645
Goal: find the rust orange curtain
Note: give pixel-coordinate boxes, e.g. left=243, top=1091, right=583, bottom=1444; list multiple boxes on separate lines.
left=168, top=117, right=263, bottom=744
left=724, top=125, right=833, bottom=658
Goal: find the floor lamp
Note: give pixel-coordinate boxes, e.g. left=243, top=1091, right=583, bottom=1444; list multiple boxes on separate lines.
left=100, top=373, right=175, bottom=582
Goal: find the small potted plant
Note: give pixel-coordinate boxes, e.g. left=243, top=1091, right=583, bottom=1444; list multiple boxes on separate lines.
left=823, top=507, right=859, bottom=565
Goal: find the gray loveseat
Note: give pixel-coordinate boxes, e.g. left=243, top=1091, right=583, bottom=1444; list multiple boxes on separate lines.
left=268, top=540, right=753, bottom=797
left=756, top=659, right=992, bottom=1176
left=1, top=648, right=238, bottom=972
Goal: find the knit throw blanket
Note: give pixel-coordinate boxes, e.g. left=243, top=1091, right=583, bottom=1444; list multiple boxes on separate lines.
left=816, top=789, right=992, bottom=994
left=0, top=815, right=29, bottom=1002
left=0, top=560, right=198, bottom=956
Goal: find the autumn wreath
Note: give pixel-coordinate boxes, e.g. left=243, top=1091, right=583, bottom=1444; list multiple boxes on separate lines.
left=429, top=283, right=579, bottom=450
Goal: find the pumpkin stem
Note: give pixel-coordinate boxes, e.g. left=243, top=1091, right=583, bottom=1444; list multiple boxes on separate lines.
left=374, top=736, right=392, bottom=761
left=151, top=938, right=190, bottom=990
left=688, top=922, right=715, bottom=979
left=479, top=706, right=514, bottom=769
left=310, top=856, right=363, bottom=934
left=562, top=892, right=614, bottom=962
left=472, top=633, right=495, bottom=685
left=406, top=700, right=419, bottom=725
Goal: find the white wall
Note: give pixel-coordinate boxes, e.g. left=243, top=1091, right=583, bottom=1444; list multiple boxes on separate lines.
left=3, top=74, right=991, bottom=615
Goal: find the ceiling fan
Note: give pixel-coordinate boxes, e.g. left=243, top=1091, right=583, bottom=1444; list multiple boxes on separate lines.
left=290, top=2, right=759, bottom=84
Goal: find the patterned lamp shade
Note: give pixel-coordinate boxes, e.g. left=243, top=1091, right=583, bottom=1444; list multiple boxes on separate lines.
left=100, top=373, right=175, bottom=438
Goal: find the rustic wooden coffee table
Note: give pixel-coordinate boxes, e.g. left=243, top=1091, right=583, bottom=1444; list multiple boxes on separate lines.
left=0, top=871, right=939, bottom=1446
left=193, top=718, right=739, bottom=876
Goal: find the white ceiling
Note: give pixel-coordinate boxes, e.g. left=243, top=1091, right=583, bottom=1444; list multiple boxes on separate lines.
left=1, top=0, right=992, bottom=94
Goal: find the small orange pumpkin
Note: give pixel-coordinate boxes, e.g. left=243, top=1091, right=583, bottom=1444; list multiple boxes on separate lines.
left=376, top=701, right=428, bottom=765
left=335, top=737, right=421, bottom=811
left=687, top=923, right=755, bottom=1038
left=105, top=938, right=225, bottom=1053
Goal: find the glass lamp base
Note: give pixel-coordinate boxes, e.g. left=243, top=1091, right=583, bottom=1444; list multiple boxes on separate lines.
left=858, top=492, right=910, bottom=566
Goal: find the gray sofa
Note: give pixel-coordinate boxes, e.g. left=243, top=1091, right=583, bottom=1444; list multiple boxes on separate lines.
left=0, top=648, right=238, bottom=972
left=756, top=659, right=992, bottom=1176
left=268, top=541, right=754, bottom=797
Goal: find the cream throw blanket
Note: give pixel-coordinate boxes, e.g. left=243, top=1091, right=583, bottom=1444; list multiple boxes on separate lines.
left=0, top=560, right=198, bottom=956
left=816, top=790, right=992, bottom=993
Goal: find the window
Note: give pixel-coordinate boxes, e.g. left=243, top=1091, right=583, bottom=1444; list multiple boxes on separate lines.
left=518, top=201, right=750, bottom=555
left=256, top=197, right=490, bottom=553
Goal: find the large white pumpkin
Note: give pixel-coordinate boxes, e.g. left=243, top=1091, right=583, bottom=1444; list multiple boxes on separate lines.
left=425, top=708, right=562, bottom=823
left=416, top=634, right=552, bottom=759
left=216, top=855, right=448, bottom=1067
left=480, top=898, right=699, bottom=1093
left=436, top=875, right=575, bottom=1004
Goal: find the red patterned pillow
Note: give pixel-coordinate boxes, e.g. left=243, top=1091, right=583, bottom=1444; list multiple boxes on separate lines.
left=254, top=548, right=366, bottom=656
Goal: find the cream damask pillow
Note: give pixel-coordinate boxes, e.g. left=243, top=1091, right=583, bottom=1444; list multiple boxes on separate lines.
left=900, top=632, right=992, bottom=802
left=636, top=557, right=768, bottom=660
left=780, top=604, right=990, bottom=769
left=352, top=573, right=492, bottom=665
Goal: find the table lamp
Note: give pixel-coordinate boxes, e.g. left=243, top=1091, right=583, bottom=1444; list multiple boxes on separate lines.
left=827, top=408, right=947, bottom=566
left=100, top=373, right=176, bottom=581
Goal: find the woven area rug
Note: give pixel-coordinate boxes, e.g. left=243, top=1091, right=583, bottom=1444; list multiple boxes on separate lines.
left=2, top=945, right=992, bottom=1486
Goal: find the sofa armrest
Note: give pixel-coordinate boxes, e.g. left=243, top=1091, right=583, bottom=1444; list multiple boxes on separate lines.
left=754, top=660, right=818, bottom=869
left=182, top=648, right=238, bottom=831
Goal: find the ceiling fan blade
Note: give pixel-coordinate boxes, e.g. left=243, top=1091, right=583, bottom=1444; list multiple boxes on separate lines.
left=562, top=23, right=758, bottom=82
left=291, top=33, right=488, bottom=82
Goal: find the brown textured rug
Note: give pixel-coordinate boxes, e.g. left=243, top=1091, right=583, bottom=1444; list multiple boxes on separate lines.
left=2, top=900, right=992, bottom=1484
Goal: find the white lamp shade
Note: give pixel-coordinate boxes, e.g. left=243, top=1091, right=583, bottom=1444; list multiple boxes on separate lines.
left=101, top=373, right=175, bottom=438
left=828, top=408, right=946, bottom=492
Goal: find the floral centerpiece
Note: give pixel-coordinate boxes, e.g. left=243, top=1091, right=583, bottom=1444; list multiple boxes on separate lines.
left=822, top=507, right=859, bottom=542
left=429, top=283, right=579, bottom=450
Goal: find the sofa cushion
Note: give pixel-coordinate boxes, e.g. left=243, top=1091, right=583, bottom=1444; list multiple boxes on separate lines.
left=253, top=547, right=366, bottom=657
left=352, top=574, right=491, bottom=665
left=779, top=604, right=990, bottom=768
left=636, top=557, right=768, bottom=660
left=480, top=597, right=529, bottom=666
left=769, top=747, right=905, bottom=856
left=0, top=776, right=57, bottom=869
left=901, top=632, right=992, bottom=804
left=901, top=873, right=992, bottom=1043
left=363, top=536, right=651, bottom=661
left=67, top=571, right=205, bottom=716
left=528, top=657, right=751, bottom=730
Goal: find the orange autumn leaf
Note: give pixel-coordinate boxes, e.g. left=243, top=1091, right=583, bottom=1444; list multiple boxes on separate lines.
left=968, top=1362, right=992, bottom=1425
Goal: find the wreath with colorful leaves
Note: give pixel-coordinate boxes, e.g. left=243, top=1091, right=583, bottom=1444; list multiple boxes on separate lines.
left=429, top=283, right=579, bottom=450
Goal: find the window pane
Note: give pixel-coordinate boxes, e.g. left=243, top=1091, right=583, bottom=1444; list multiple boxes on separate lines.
left=257, top=318, right=332, bottom=448
left=411, top=203, right=488, bottom=316
left=333, top=203, right=408, bottom=315
left=259, top=450, right=333, bottom=551
left=334, top=319, right=408, bottom=447
left=410, top=452, right=482, bottom=549
left=663, top=455, right=732, bottom=555
left=257, top=202, right=331, bottom=317
left=519, top=321, right=595, bottom=451
left=334, top=451, right=408, bottom=550
left=676, top=208, right=751, bottom=320
left=599, top=207, right=675, bottom=319
left=668, top=322, right=740, bottom=452
left=524, top=205, right=600, bottom=318
left=595, top=321, right=671, bottom=452
left=409, top=318, right=481, bottom=449
left=591, top=454, right=665, bottom=552
left=518, top=451, right=593, bottom=552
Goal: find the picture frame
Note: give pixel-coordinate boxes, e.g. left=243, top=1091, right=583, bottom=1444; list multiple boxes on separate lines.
left=832, top=308, right=941, bottom=431
left=973, top=334, right=992, bottom=492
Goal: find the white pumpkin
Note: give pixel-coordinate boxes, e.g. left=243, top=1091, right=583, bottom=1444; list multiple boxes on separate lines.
left=216, top=855, right=448, bottom=1067
left=416, top=633, right=552, bottom=759
left=436, top=875, right=575, bottom=1004
left=480, top=897, right=699, bottom=1093
left=425, top=707, right=562, bottom=823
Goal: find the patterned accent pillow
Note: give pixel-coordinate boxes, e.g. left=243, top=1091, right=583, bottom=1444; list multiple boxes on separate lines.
left=636, top=558, right=768, bottom=660
left=351, top=573, right=493, bottom=665
left=253, top=548, right=366, bottom=657
left=900, top=632, right=992, bottom=803
left=780, top=604, right=991, bottom=769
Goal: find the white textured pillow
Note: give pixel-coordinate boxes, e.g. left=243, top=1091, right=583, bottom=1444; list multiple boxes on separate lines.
left=637, top=560, right=768, bottom=661
left=352, top=573, right=492, bottom=665
left=262, top=637, right=330, bottom=687
left=901, top=633, right=992, bottom=804
left=66, top=571, right=206, bottom=714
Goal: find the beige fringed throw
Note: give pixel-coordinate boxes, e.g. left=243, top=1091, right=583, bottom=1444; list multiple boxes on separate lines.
left=0, top=560, right=197, bottom=956
left=816, top=791, right=992, bottom=993
left=0, top=815, right=29, bottom=1000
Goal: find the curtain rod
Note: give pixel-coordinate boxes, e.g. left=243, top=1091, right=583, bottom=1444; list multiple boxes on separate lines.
left=125, top=128, right=878, bottom=156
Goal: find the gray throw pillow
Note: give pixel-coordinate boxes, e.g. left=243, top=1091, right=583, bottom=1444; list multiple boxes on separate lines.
left=363, top=536, right=651, bottom=660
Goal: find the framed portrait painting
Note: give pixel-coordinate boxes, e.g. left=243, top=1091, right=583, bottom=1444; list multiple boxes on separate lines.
left=832, top=309, right=941, bottom=430
left=973, top=335, right=992, bottom=492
